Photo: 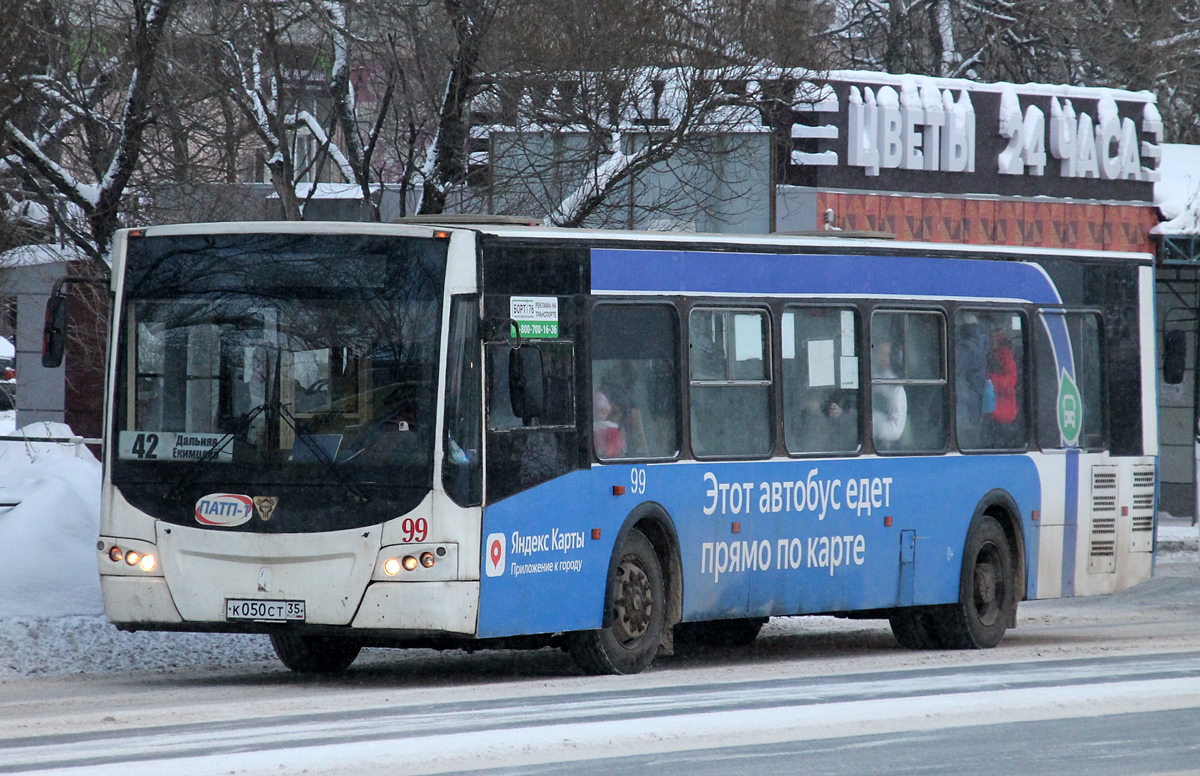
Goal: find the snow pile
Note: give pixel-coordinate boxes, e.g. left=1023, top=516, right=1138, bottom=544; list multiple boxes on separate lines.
left=0, top=423, right=104, bottom=619
left=0, top=424, right=273, bottom=677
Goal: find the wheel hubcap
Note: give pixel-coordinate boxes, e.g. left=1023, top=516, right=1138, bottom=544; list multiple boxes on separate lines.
left=611, top=555, right=653, bottom=646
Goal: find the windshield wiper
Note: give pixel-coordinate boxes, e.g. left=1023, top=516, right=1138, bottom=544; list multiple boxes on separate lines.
left=274, top=401, right=370, bottom=505
left=161, top=405, right=266, bottom=504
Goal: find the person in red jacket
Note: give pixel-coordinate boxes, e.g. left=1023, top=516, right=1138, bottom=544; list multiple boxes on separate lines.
left=987, top=333, right=1019, bottom=427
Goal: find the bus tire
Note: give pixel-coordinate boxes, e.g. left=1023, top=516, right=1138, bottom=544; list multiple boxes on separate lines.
left=569, top=529, right=666, bottom=675
left=931, top=516, right=1014, bottom=649
left=888, top=609, right=941, bottom=649
left=270, top=633, right=362, bottom=673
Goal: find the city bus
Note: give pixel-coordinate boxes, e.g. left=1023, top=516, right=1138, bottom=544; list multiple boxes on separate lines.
left=69, top=220, right=1158, bottom=675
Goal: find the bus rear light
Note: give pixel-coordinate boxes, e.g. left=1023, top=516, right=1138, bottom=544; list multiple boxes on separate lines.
left=125, top=550, right=141, bottom=566
left=402, top=555, right=419, bottom=572
left=139, top=554, right=156, bottom=572
left=108, top=546, right=123, bottom=563
left=420, top=552, right=435, bottom=568
left=613, top=485, right=625, bottom=495
left=383, top=558, right=401, bottom=576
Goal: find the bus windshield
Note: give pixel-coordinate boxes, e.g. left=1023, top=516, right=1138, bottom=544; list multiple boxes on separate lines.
left=112, top=232, right=448, bottom=531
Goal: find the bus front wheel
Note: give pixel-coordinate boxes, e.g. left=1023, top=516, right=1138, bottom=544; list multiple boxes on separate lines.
left=270, top=633, right=362, bottom=673
left=569, top=528, right=666, bottom=675
left=931, top=516, right=1014, bottom=649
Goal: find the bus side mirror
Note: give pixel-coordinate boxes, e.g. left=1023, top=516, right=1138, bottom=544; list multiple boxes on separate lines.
left=509, top=346, right=545, bottom=420
left=42, top=293, right=69, bottom=368
left=1163, top=329, right=1186, bottom=385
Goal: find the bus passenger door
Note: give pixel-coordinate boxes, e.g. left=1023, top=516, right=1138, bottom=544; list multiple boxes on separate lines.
left=483, top=296, right=583, bottom=503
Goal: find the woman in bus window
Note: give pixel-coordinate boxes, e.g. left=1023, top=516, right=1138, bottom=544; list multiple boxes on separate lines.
left=871, top=337, right=907, bottom=448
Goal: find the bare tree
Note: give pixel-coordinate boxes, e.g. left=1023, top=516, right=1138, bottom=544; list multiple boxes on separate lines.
left=418, top=0, right=829, bottom=223
left=0, top=0, right=179, bottom=267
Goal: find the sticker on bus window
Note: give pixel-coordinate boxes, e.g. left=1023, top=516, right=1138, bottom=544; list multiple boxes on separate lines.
left=510, top=297, right=559, bottom=339
left=1057, top=371, right=1082, bottom=446
left=118, top=431, right=233, bottom=462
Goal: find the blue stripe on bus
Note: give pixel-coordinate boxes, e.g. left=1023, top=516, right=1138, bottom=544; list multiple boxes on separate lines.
left=591, top=249, right=1065, bottom=304
left=1061, top=450, right=1080, bottom=597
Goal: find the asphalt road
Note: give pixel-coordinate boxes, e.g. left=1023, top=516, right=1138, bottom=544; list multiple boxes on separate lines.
left=2, top=553, right=1199, bottom=775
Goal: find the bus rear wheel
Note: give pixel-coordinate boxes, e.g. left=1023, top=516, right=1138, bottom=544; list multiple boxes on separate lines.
left=569, top=529, right=666, bottom=675
left=270, top=633, right=362, bottom=673
left=930, top=516, right=1014, bottom=649
left=888, top=609, right=941, bottom=649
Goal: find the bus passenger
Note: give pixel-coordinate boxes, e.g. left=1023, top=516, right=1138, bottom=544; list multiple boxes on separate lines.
left=872, top=338, right=907, bottom=448
left=598, top=362, right=648, bottom=457
left=821, top=389, right=859, bottom=451
left=593, top=391, right=626, bottom=459
left=988, top=332, right=1019, bottom=444
left=956, top=313, right=990, bottom=447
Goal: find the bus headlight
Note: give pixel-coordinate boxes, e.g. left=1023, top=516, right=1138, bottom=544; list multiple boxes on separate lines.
left=101, top=541, right=162, bottom=575
left=372, top=543, right=457, bottom=581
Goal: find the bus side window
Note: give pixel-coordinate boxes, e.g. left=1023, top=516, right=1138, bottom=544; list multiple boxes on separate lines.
left=955, top=310, right=1027, bottom=451
left=590, top=304, right=679, bottom=461
left=688, top=308, right=772, bottom=458
left=487, top=343, right=574, bottom=429
left=871, top=310, right=947, bottom=453
left=443, top=295, right=481, bottom=506
left=1035, top=311, right=1105, bottom=450
left=782, top=306, right=860, bottom=455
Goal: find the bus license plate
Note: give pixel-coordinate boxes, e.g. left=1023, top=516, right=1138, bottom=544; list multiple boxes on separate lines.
left=225, top=599, right=305, bottom=622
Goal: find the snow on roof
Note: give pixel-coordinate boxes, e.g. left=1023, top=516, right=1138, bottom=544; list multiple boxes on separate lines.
left=268, top=182, right=378, bottom=200
left=0, top=242, right=88, bottom=269
left=1152, top=144, right=1200, bottom=236
left=825, top=69, right=1157, bottom=104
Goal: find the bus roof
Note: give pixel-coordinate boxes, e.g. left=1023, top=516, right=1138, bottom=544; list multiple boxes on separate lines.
left=119, top=221, right=1154, bottom=264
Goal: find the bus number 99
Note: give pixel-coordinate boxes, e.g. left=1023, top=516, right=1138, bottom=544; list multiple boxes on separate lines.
left=630, top=467, right=646, bottom=494
left=401, top=517, right=428, bottom=543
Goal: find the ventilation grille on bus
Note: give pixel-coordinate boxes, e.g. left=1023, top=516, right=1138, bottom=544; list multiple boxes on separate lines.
left=1130, top=464, right=1156, bottom=534
left=1089, top=466, right=1118, bottom=572
left=1091, top=469, right=1117, bottom=535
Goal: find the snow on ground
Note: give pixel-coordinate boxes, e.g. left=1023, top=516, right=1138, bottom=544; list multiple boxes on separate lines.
left=0, top=426, right=1197, bottom=679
